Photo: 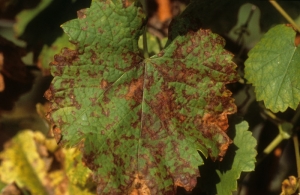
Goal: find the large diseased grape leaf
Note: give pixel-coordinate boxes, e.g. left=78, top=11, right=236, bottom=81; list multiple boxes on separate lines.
left=45, top=0, right=238, bottom=194
left=245, top=24, right=300, bottom=112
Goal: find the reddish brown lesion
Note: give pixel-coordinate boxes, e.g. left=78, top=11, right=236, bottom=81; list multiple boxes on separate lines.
left=127, top=173, right=151, bottom=195
left=150, top=86, right=176, bottom=122
left=100, top=79, right=108, bottom=89
left=125, top=76, right=144, bottom=103
left=44, top=88, right=53, bottom=101
left=77, top=9, right=87, bottom=19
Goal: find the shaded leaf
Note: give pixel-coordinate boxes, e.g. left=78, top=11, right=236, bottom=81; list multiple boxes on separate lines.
left=14, top=0, right=52, bottom=37
left=0, top=182, right=24, bottom=195
left=198, top=121, right=257, bottom=195
left=14, top=0, right=91, bottom=59
left=0, top=180, right=6, bottom=192
left=245, top=24, right=300, bottom=112
left=138, top=32, right=167, bottom=56
left=45, top=0, right=238, bottom=194
left=216, top=121, right=257, bottom=195
left=0, top=36, right=34, bottom=111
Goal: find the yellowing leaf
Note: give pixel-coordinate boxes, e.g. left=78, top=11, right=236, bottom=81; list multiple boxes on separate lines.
left=0, top=130, right=96, bottom=195
left=0, top=130, right=50, bottom=195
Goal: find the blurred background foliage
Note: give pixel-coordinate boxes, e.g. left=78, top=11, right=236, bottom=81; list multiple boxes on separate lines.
left=0, top=0, right=300, bottom=194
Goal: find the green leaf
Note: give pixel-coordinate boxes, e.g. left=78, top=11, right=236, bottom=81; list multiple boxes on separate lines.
left=245, top=24, right=300, bottom=112
left=0, top=180, right=6, bottom=192
left=198, top=121, right=257, bottom=195
left=138, top=32, right=167, bottom=56
left=216, top=121, right=256, bottom=195
left=45, top=0, right=238, bottom=194
left=38, top=34, right=75, bottom=75
left=14, top=0, right=52, bottom=37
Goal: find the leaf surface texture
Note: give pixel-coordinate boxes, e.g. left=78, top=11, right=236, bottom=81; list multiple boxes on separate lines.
left=245, top=24, right=300, bottom=112
left=45, top=0, right=238, bottom=194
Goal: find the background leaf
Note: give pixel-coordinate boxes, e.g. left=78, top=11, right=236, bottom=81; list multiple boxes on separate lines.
left=14, top=0, right=52, bottom=37
left=0, top=36, right=34, bottom=111
left=198, top=121, right=257, bottom=195
left=0, top=130, right=51, bottom=195
left=46, top=0, right=238, bottom=194
left=216, top=121, right=256, bottom=195
left=244, top=24, right=300, bottom=112
left=0, top=130, right=96, bottom=195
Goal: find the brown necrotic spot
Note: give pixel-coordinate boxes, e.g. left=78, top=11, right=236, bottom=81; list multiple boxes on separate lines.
left=52, top=125, right=63, bottom=145
left=89, top=97, right=98, bottom=106
left=83, top=150, right=100, bottom=171
left=89, top=49, right=97, bottom=64
left=44, top=89, right=53, bottom=100
left=77, top=9, right=87, bottom=19
left=127, top=173, right=151, bottom=195
left=100, top=79, right=108, bottom=89
left=125, top=76, right=144, bottom=104
left=98, top=28, right=104, bottom=34
left=87, top=70, right=97, bottom=78
left=68, top=89, right=81, bottom=109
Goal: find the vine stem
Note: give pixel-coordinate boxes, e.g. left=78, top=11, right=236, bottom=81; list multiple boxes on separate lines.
left=269, top=0, right=300, bottom=33
left=291, top=106, right=300, bottom=193
left=143, top=29, right=149, bottom=59
left=293, top=135, right=300, bottom=193
left=139, top=0, right=149, bottom=59
left=263, top=134, right=283, bottom=155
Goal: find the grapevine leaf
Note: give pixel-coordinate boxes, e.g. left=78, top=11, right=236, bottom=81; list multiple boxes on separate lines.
left=216, top=121, right=256, bottom=195
left=49, top=148, right=96, bottom=195
left=198, top=121, right=257, bottom=195
left=38, top=34, right=75, bottom=75
left=64, top=148, right=94, bottom=189
left=14, top=0, right=52, bottom=37
left=245, top=24, right=300, bottom=112
left=0, top=130, right=51, bottom=195
left=137, top=32, right=167, bottom=56
left=0, top=36, right=34, bottom=111
left=45, top=0, right=238, bottom=194
left=0, top=180, right=6, bottom=191
left=14, top=0, right=90, bottom=55
left=0, top=130, right=96, bottom=195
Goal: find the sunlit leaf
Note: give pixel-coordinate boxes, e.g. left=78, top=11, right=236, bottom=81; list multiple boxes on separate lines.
left=45, top=0, right=238, bottom=194
left=245, top=24, right=300, bottom=112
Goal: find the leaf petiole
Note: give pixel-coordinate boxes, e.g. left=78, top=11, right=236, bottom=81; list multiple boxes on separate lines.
left=143, top=27, right=149, bottom=59
left=269, top=0, right=300, bottom=33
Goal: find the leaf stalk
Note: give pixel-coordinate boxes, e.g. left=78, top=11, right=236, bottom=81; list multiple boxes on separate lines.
left=143, top=28, right=149, bottom=58
left=293, top=135, right=300, bottom=193
left=269, top=0, right=300, bottom=33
